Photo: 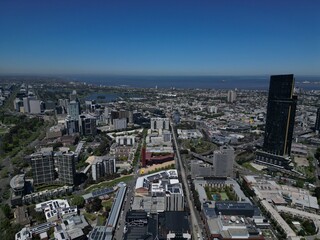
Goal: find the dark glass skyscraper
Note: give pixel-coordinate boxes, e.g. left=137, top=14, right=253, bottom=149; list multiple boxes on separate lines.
left=315, top=108, right=320, bottom=132
left=263, top=74, right=297, bottom=156
left=256, top=74, right=297, bottom=169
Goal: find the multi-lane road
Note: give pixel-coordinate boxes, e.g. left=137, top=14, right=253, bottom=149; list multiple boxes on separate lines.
left=113, top=166, right=139, bottom=240
left=171, top=122, right=203, bottom=240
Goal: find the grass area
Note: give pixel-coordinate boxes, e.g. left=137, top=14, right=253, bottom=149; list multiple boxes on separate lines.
left=85, top=175, right=133, bottom=193
left=102, top=199, right=113, bottom=210
left=204, top=186, right=237, bottom=201
left=242, top=162, right=259, bottom=172
left=96, top=215, right=106, bottom=226
left=211, top=192, right=229, bottom=201
left=236, top=151, right=255, bottom=164
left=219, top=192, right=229, bottom=200
left=83, top=212, right=96, bottom=222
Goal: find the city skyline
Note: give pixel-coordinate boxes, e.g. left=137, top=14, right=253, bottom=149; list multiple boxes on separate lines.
left=0, top=0, right=319, bottom=76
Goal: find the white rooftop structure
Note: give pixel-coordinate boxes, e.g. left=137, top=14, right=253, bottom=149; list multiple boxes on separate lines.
left=35, top=199, right=76, bottom=222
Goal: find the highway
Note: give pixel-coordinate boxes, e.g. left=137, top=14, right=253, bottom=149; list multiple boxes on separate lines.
left=171, top=121, right=203, bottom=240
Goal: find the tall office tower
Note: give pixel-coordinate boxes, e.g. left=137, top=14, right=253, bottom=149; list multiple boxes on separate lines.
left=55, top=152, right=76, bottom=185
left=315, top=108, right=320, bottom=132
left=150, top=118, right=170, bottom=130
left=30, top=152, right=55, bottom=185
left=212, top=146, right=234, bottom=178
left=256, top=74, right=297, bottom=168
left=67, top=100, right=81, bottom=120
left=227, top=90, right=237, bottom=103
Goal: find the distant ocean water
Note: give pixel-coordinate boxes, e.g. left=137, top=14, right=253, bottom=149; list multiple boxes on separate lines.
left=69, top=75, right=320, bottom=90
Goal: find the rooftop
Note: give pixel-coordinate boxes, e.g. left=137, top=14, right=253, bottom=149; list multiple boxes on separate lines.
left=10, top=174, right=25, bottom=190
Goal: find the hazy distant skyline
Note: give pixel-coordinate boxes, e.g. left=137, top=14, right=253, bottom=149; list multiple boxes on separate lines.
left=0, top=0, right=319, bottom=76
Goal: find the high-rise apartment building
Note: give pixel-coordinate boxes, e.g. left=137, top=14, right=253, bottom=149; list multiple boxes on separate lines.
left=55, top=152, right=76, bottom=185
left=256, top=74, right=297, bottom=168
left=67, top=100, right=81, bottom=120
left=227, top=90, right=236, bottom=103
left=30, top=152, right=55, bottom=185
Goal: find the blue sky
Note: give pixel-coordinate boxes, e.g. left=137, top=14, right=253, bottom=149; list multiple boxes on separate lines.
left=0, top=0, right=319, bottom=75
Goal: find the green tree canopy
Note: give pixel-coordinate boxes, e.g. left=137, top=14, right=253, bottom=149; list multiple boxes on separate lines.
left=71, top=195, right=85, bottom=208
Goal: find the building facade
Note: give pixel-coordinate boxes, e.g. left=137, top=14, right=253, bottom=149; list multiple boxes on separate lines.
left=115, top=136, right=135, bottom=146
left=31, top=152, right=55, bottom=185
left=212, top=146, right=234, bottom=178
left=257, top=74, right=297, bottom=168
left=55, top=152, right=76, bottom=185
left=79, top=114, right=97, bottom=136
left=150, top=118, right=170, bottom=131
left=315, top=108, right=320, bottom=132
left=91, top=156, right=116, bottom=181
left=67, top=100, right=80, bottom=120
left=165, top=183, right=184, bottom=211
left=29, top=99, right=41, bottom=114
left=113, top=118, right=127, bottom=130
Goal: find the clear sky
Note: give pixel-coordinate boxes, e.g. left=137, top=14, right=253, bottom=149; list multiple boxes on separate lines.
left=0, top=0, right=319, bottom=76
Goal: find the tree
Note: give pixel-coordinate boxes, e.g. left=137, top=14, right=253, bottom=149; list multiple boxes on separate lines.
left=0, top=204, right=12, bottom=219
left=87, top=147, right=93, bottom=154
left=86, top=198, right=102, bottom=213
left=295, top=179, right=304, bottom=188
left=71, top=195, right=85, bottom=208
left=91, top=198, right=102, bottom=212
left=52, top=142, right=63, bottom=151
